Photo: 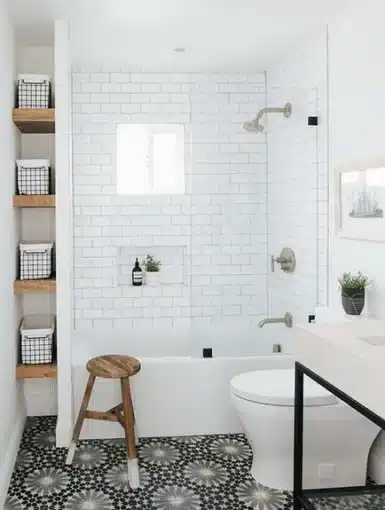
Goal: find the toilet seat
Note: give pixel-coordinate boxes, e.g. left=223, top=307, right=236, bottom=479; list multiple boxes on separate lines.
left=231, top=369, right=338, bottom=407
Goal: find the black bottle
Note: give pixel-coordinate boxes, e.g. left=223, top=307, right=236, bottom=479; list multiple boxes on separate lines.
left=132, top=258, right=143, bottom=286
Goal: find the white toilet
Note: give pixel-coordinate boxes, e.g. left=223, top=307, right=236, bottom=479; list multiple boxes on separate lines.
left=231, top=368, right=379, bottom=490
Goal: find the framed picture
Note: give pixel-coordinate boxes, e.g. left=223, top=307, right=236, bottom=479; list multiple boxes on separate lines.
left=336, top=157, right=385, bottom=241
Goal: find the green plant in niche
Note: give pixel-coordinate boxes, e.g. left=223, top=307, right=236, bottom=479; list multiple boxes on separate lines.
left=338, top=271, right=370, bottom=296
left=142, top=255, right=162, bottom=272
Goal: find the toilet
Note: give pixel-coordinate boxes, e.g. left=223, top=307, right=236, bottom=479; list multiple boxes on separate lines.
left=231, top=368, right=379, bottom=490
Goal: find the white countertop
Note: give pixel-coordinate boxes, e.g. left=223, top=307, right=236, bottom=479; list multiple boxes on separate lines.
left=295, top=319, right=385, bottom=420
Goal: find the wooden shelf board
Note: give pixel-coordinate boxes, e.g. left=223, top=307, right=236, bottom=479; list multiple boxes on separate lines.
left=13, top=195, right=55, bottom=208
left=16, top=364, right=57, bottom=379
left=14, top=278, right=56, bottom=294
left=12, top=108, right=55, bottom=134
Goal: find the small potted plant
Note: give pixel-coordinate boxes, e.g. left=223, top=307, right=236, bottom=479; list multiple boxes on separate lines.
left=338, top=272, right=370, bottom=316
left=142, top=255, right=162, bottom=286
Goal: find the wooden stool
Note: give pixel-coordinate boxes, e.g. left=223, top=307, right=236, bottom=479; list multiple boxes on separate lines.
left=65, top=355, right=141, bottom=488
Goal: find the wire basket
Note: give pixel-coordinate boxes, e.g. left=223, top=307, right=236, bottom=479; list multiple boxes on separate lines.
left=20, top=315, right=55, bottom=365
left=19, top=242, right=53, bottom=280
left=17, top=74, right=51, bottom=109
left=16, top=159, right=51, bottom=196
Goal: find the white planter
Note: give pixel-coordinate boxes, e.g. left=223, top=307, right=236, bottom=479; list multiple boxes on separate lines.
left=145, top=271, right=161, bottom=286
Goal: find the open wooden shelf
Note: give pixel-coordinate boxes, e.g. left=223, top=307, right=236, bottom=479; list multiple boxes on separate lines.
left=12, top=108, right=55, bottom=134
left=14, top=278, right=56, bottom=294
left=13, top=195, right=55, bottom=208
left=16, top=364, right=57, bottom=379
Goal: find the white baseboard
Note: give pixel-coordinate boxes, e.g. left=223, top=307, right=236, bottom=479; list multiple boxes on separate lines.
left=0, top=415, right=25, bottom=508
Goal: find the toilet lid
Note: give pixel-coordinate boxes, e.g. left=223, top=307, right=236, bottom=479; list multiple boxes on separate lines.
left=231, top=369, right=338, bottom=407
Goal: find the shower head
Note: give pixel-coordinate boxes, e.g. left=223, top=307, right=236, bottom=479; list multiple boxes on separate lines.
left=243, top=102, right=292, bottom=134
left=243, top=120, right=265, bottom=133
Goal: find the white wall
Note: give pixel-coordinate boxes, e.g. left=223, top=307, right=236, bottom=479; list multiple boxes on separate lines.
left=0, top=4, right=26, bottom=505
left=266, top=33, right=328, bottom=329
left=71, top=69, right=271, bottom=359
left=329, top=1, right=385, bottom=317
left=327, top=0, right=385, bottom=481
left=16, top=44, right=55, bottom=100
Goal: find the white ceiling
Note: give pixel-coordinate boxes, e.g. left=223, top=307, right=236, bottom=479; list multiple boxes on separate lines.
left=8, top=0, right=348, bottom=69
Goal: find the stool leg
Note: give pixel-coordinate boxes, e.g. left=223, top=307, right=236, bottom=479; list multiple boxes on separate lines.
left=121, top=377, right=139, bottom=489
left=131, top=405, right=139, bottom=446
left=134, top=423, right=139, bottom=446
left=66, top=374, right=95, bottom=465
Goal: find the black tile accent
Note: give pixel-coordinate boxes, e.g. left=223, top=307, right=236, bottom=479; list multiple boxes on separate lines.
left=203, top=348, right=213, bottom=358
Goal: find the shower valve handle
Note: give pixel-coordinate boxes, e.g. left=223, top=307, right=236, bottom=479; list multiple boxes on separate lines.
left=271, top=255, right=289, bottom=272
left=271, top=248, right=296, bottom=273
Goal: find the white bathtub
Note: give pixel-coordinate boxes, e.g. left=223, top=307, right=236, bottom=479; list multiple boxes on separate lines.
left=73, top=354, right=293, bottom=440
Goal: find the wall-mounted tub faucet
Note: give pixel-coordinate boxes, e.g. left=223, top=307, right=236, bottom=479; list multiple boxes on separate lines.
left=258, top=313, right=293, bottom=329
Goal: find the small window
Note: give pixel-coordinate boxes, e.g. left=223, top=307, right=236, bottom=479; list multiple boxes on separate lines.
left=117, top=124, right=185, bottom=195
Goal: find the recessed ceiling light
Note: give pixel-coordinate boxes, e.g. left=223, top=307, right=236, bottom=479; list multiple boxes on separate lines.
left=174, top=46, right=186, bottom=53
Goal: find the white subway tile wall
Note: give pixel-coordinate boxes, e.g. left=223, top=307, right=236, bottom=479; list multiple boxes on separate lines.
left=266, top=34, right=328, bottom=323
left=72, top=70, right=268, bottom=342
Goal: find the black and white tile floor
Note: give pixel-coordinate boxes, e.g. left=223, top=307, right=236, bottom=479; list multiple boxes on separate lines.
left=5, top=416, right=292, bottom=510
left=6, top=416, right=376, bottom=509
left=310, top=491, right=385, bottom=510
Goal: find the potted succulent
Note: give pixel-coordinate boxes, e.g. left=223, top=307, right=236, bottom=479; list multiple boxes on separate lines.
left=142, top=255, right=162, bottom=286
left=338, top=272, right=370, bottom=316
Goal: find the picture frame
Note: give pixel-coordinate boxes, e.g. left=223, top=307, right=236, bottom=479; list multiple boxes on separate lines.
left=336, top=156, right=385, bottom=242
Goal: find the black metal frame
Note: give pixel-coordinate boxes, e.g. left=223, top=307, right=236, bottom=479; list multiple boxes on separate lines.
left=294, top=361, right=385, bottom=510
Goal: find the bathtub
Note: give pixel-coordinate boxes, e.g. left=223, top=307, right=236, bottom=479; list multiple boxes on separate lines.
left=72, top=354, right=293, bottom=440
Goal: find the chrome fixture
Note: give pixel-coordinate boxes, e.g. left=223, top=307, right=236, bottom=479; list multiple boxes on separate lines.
left=258, top=313, right=293, bottom=329
left=271, top=247, right=296, bottom=273
left=243, top=102, right=292, bottom=133
left=272, top=343, right=282, bottom=353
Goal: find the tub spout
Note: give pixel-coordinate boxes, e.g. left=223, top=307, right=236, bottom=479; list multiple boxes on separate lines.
left=258, top=313, right=293, bottom=328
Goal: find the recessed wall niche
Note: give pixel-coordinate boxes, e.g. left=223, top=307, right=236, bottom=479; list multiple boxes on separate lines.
left=118, top=245, right=187, bottom=286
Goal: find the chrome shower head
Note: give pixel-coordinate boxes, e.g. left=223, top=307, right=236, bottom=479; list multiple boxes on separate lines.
left=243, top=102, right=292, bottom=134
left=243, top=120, right=264, bottom=133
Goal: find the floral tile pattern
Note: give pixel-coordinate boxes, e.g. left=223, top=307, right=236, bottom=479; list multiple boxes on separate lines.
left=211, top=438, right=251, bottom=462
left=140, top=442, right=180, bottom=465
left=153, top=487, right=201, bottom=510
left=185, top=460, right=229, bottom=486
left=309, top=492, right=385, bottom=510
left=5, top=416, right=294, bottom=510
left=25, top=467, right=70, bottom=497
left=72, top=445, right=108, bottom=469
left=237, top=481, right=288, bottom=510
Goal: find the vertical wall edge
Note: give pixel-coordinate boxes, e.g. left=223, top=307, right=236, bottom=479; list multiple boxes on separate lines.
left=54, top=19, right=73, bottom=447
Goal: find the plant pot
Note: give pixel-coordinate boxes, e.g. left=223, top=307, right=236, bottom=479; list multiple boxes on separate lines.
left=341, top=288, right=365, bottom=315
left=145, top=271, right=161, bottom=286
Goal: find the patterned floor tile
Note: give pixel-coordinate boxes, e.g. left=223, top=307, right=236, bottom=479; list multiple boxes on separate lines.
left=5, top=416, right=293, bottom=510
left=309, top=492, right=385, bottom=510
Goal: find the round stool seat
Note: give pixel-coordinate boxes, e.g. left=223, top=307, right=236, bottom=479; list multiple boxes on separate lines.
left=86, top=355, right=141, bottom=379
